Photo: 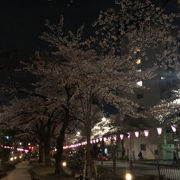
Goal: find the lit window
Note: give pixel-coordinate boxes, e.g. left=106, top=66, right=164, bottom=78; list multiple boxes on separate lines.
left=136, top=69, right=142, bottom=72
left=136, top=59, right=141, bottom=65
left=161, top=77, right=165, bottom=80
left=136, top=81, right=143, bottom=87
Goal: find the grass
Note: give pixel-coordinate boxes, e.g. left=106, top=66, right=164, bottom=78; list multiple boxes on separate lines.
left=29, top=161, right=75, bottom=180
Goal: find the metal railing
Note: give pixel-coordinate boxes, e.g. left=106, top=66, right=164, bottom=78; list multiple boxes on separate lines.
left=160, top=167, right=180, bottom=180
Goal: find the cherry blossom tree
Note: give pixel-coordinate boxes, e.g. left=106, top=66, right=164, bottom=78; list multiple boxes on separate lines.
left=0, top=96, right=59, bottom=165
left=23, top=51, right=82, bottom=174
left=22, top=0, right=179, bottom=178
left=150, top=89, right=180, bottom=125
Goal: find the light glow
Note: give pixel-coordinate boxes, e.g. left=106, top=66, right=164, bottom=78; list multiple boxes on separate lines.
left=136, top=81, right=143, bottom=87
left=125, top=173, right=133, bottom=180
left=136, top=58, right=141, bottom=65
left=62, top=161, right=67, bottom=167
left=102, top=117, right=106, bottom=121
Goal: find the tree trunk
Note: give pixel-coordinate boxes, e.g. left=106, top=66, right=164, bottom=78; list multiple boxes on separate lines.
left=44, top=141, right=51, bottom=166
left=101, top=138, right=105, bottom=167
left=112, top=142, right=117, bottom=176
left=39, top=142, right=45, bottom=163
left=55, top=122, right=67, bottom=175
left=121, top=139, right=125, bottom=159
left=86, top=126, right=92, bottom=179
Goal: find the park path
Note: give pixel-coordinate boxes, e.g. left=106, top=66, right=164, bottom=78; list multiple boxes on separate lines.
left=1, top=161, right=31, bottom=180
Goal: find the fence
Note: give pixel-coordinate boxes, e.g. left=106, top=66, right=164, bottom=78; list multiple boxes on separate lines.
left=160, top=167, right=180, bottom=180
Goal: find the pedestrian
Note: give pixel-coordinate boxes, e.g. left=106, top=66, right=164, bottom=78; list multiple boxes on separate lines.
left=138, top=151, right=143, bottom=160
left=173, top=151, right=177, bottom=164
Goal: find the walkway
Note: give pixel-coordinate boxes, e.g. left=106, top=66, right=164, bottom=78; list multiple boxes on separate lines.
left=1, top=161, right=31, bottom=180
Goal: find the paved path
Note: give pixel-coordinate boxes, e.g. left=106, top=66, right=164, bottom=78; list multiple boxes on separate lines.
left=1, top=161, right=31, bottom=180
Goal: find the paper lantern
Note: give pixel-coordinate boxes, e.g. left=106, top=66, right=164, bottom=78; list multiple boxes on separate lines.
left=135, top=131, right=139, bottom=138
left=113, top=136, right=117, bottom=141
left=127, top=132, right=130, bottom=139
left=157, top=128, right=162, bottom=135
left=171, top=124, right=176, bottom=133
left=108, top=137, right=112, bottom=141
left=120, top=134, right=124, bottom=140
left=144, top=130, right=149, bottom=137
left=99, top=137, right=102, bottom=142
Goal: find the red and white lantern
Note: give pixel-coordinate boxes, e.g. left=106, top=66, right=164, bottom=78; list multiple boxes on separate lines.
left=171, top=124, right=177, bottom=133
left=144, top=130, right=149, bottom=137
left=135, top=131, right=139, bottom=138
left=157, top=127, right=162, bottom=135
left=113, top=136, right=117, bottom=141
left=127, top=132, right=130, bottom=139
left=120, top=134, right=124, bottom=140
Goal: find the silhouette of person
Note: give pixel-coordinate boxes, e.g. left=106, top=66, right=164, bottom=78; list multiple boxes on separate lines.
left=173, top=151, right=177, bottom=164
left=138, top=151, right=143, bottom=160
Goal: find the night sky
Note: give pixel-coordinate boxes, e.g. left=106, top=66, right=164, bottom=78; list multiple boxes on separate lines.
left=0, top=0, right=115, bottom=56
left=0, top=0, right=177, bottom=56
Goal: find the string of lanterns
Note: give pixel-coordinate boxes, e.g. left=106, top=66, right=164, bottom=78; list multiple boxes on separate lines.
left=0, top=144, right=29, bottom=152
left=63, top=125, right=177, bottom=150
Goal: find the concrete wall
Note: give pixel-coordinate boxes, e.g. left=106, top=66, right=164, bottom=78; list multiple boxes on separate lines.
left=122, top=128, right=174, bottom=160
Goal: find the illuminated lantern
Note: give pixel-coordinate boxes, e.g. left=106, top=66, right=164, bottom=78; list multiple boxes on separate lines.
left=113, top=136, right=117, bottom=141
left=103, top=137, right=107, bottom=141
left=135, top=131, right=139, bottom=138
left=157, top=128, right=162, bottom=135
left=108, top=137, right=112, bottom=141
left=90, top=140, right=92, bottom=144
left=99, top=137, right=102, bottom=142
left=144, top=130, right=149, bottom=137
left=96, top=139, right=99, bottom=143
left=127, top=132, right=130, bottom=139
left=93, top=140, right=96, bottom=144
left=171, top=124, right=177, bottom=133
left=120, top=134, right=124, bottom=140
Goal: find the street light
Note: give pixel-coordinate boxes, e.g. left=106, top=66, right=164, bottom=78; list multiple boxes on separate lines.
left=102, top=117, right=106, bottom=121
left=125, top=173, right=133, bottom=180
left=62, top=161, right=67, bottom=167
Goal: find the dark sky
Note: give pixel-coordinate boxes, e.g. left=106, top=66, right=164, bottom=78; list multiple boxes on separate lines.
left=0, top=0, right=114, bottom=56
left=0, top=0, right=178, bottom=56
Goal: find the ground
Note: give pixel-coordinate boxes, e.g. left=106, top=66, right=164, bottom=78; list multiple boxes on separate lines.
left=1, top=161, right=31, bottom=180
